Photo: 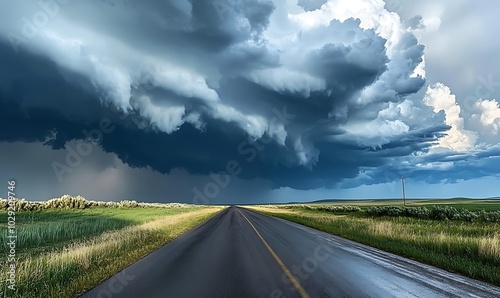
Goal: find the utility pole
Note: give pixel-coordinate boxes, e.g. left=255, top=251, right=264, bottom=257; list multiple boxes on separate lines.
left=401, top=176, right=406, bottom=207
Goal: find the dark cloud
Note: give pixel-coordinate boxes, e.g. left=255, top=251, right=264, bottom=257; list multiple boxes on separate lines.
left=0, top=0, right=498, bottom=203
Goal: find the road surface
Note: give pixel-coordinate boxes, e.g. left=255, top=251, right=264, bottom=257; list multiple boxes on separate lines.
left=82, top=207, right=500, bottom=298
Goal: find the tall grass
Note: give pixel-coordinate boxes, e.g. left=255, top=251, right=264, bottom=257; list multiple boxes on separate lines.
left=251, top=206, right=500, bottom=286
left=479, top=235, right=500, bottom=260
left=0, top=206, right=222, bottom=298
left=0, top=195, right=201, bottom=211
left=269, top=203, right=500, bottom=222
left=0, top=208, right=202, bottom=256
left=366, top=205, right=500, bottom=222
left=278, top=198, right=500, bottom=211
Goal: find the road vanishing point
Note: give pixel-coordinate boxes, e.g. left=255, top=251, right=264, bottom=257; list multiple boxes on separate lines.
left=82, top=207, right=500, bottom=298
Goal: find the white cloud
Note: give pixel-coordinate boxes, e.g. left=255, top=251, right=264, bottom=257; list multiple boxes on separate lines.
left=35, top=32, right=133, bottom=111
left=293, top=136, right=319, bottom=166
left=208, top=104, right=268, bottom=139
left=135, top=96, right=186, bottom=133
left=151, top=63, right=220, bottom=103
left=424, top=83, right=477, bottom=151
left=474, top=99, right=500, bottom=134
left=289, top=0, right=402, bottom=57
left=1, top=0, right=500, bottom=198
left=246, top=68, right=326, bottom=97
left=344, top=118, right=409, bottom=148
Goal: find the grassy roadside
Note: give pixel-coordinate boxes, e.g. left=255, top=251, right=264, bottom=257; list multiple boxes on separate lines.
left=1, top=206, right=223, bottom=298
left=285, top=198, right=500, bottom=211
left=248, top=206, right=500, bottom=286
left=1, top=207, right=204, bottom=257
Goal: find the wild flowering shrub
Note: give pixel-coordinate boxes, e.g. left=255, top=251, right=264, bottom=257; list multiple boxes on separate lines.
left=366, top=205, right=500, bottom=223
left=429, top=206, right=458, bottom=220
left=0, top=195, right=198, bottom=211
left=276, top=204, right=361, bottom=213
left=477, top=210, right=500, bottom=222
left=404, top=207, right=431, bottom=219
left=315, top=205, right=362, bottom=213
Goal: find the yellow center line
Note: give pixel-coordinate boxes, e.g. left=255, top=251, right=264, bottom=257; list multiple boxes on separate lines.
left=237, top=209, right=310, bottom=298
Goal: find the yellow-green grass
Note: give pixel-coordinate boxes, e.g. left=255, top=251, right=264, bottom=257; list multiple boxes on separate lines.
left=1, top=207, right=223, bottom=298
left=249, top=206, right=500, bottom=286
left=0, top=207, right=207, bottom=257
left=286, top=198, right=500, bottom=211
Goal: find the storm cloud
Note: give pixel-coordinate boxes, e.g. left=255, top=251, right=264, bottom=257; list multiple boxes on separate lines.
left=0, top=0, right=498, bottom=203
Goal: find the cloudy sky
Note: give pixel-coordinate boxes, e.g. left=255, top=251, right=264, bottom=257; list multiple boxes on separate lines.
left=1, top=0, right=499, bottom=204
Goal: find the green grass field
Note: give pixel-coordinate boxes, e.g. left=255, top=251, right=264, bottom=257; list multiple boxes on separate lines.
left=249, top=198, right=500, bottom=286
left=309, top=198, right=500, bottom=211
left=1, top=207, right=205, bottom=257
left=1, top=205, right=223, bottom=298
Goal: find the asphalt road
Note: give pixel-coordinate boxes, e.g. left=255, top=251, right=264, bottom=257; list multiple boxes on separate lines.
left=82, top=207, right=500, bottom=298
